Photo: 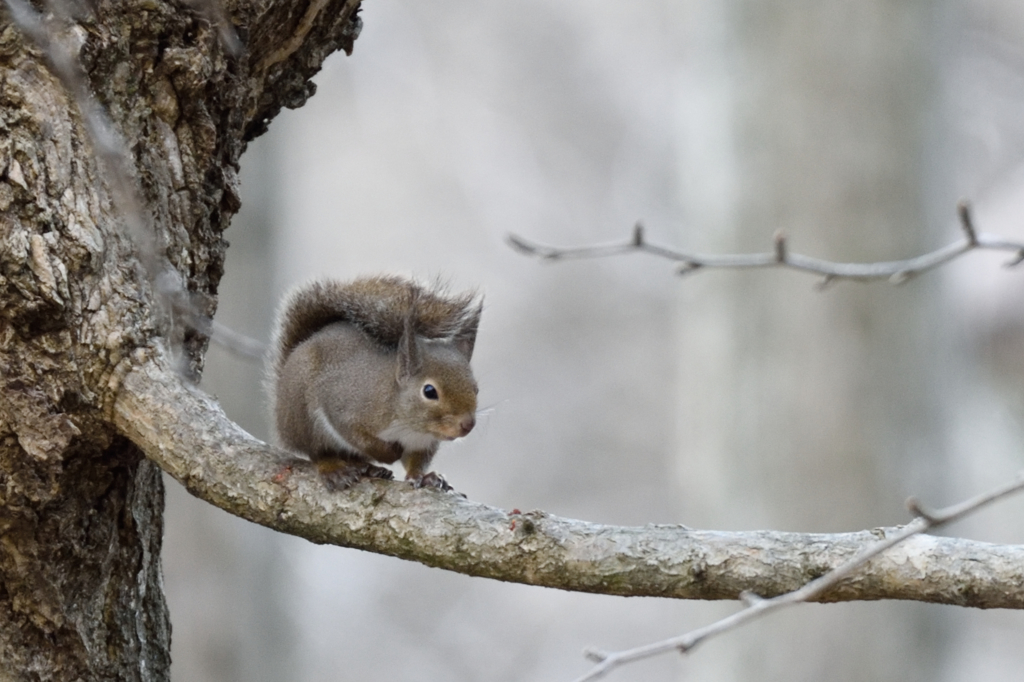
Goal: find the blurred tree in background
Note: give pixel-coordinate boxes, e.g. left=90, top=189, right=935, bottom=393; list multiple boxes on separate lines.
left=185, top=2, right=1024, bottom=681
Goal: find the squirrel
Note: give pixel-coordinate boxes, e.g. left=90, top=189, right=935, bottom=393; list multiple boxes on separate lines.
left=267, top=275, right=482, bottom=491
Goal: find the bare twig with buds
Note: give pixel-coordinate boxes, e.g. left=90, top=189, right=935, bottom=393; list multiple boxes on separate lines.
left=509, top=201, right=1024, bottom=286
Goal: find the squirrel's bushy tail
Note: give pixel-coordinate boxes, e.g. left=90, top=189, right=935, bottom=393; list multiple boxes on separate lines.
left=268, top=275, right=481, bottom=380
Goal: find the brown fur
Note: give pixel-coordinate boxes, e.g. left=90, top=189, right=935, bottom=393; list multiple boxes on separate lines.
left=270, top=275, right=481, bottom=380
left=266, top=275, right=482, bottom=491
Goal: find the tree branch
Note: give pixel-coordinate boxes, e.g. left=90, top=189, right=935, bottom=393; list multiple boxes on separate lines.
left=508, top=202, right=1024, bottom=285
left=113, top=349, right=1024, bottom=607
left=573, top=472, right=1024, bottom=681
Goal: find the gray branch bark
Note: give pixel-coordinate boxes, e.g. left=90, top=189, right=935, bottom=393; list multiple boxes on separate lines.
left=115, top=351, right=1024, bottom=609
left=508, top=204, right=1024, bottom=285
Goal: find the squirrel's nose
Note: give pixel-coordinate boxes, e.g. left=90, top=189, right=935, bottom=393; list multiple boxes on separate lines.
left=458, top=415, right=476, bottom=436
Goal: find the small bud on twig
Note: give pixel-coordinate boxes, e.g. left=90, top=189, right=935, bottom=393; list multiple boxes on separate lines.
left=677, top=262, right=702, bottom=276
left=906, top=496, right=940, bottom=523
left=773, top=230, right=787, bottom=263
left=739, top=590, right=765, bottom=607
left=632, top=222, right=645, bottom=247
left=957, top=200, right=978, bottom=247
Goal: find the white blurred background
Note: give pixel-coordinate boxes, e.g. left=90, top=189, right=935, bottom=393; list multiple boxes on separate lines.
left=164, top=1, right=1024, bottom=680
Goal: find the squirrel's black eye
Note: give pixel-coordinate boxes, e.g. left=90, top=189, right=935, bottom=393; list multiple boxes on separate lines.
left=422, top=384, right=439, bottom=400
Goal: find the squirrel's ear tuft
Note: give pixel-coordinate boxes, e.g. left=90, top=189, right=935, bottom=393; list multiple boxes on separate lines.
left=397, top=289, right=423, bottom=379
left=453, top=299, right=482, bottom=360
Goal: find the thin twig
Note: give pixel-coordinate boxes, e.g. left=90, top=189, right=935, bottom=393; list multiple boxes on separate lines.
left=209, top=321, right=269, bottom=362
left=572, top=470, right=1024, bottom=682
left=509, top=203, right=1024, bottom=285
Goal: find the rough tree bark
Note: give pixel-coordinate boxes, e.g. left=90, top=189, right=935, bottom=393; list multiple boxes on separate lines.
left=0, top=0, right=361, bottom=677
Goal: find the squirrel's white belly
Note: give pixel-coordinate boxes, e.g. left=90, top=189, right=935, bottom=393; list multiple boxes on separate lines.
left=377, top=422, right=438, bottom=452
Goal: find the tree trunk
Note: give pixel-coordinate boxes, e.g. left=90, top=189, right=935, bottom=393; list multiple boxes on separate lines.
left=0, top=0, right=361, bottom=676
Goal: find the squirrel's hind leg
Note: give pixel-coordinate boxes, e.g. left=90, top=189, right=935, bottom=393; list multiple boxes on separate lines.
left=316, top=456, right=394, bottom=491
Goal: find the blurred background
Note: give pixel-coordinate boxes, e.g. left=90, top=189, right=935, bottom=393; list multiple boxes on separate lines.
left=164, top=1, right=1024, bottom=680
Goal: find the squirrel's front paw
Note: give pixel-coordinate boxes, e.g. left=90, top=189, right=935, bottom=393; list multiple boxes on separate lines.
left=408, top=471, right=454, bottom=492
left=318, top=460, right=394, bottom=491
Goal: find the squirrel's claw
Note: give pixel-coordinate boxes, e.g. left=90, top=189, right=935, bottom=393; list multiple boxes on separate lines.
left=408, top=471, right=455, bottom=493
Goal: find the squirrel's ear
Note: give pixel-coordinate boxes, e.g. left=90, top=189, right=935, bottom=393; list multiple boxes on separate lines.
left=453, top=300, right=482, bottom=361
left=397, top=291, right=422, bottom=380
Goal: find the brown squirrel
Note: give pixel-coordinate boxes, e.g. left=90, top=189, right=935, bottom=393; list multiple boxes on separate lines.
left=268, top=275, right=482, bottom=491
